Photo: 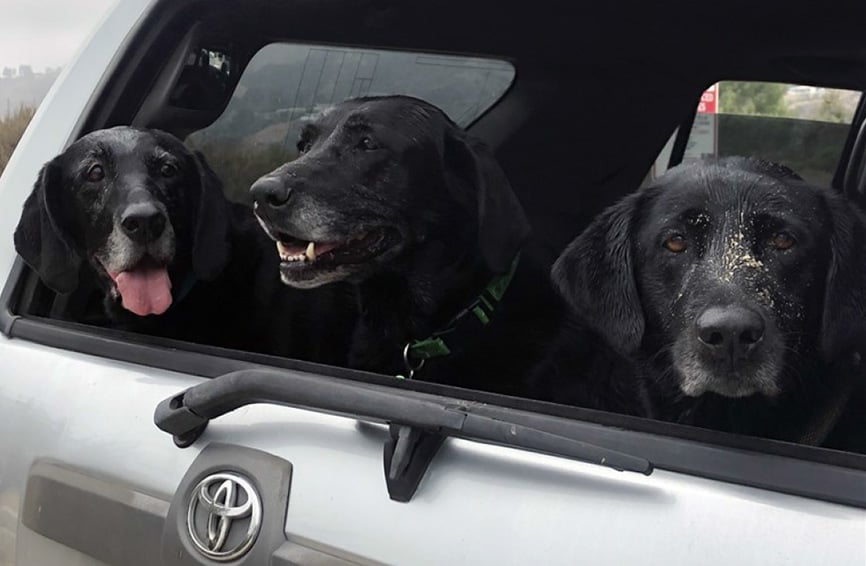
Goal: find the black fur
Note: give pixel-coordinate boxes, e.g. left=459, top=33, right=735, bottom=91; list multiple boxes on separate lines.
left=251, top=95, right=563, bottom=393
left=16, top=161, right=81, bottom=294
left=14, top=126, right=355, bottom=362
left=542, top=157, right=866, bottom=450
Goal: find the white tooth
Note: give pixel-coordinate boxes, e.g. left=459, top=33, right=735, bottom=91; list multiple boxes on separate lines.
left=277, top=241, right=288, bottom=258
left=306, top=241, right=316, bottom=261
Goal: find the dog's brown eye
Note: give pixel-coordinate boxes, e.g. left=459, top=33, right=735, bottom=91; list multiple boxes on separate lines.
left=357, top=136, right=377, bottom=150
left=160, top=163, right=177, bottom=178
left=771, top=232, right=796, bottom=250
left=663, top=234, right=688, bottom=253
left=86, top=164, right=104, bottom=182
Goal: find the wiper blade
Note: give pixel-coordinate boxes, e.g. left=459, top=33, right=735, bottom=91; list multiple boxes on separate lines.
left=154, top=369, right=653, bottom=501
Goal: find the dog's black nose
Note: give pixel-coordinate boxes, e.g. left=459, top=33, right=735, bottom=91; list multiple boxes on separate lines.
left=121, top=202, right=167, bottom=244
left=250, top=176, right=291, bottom=207
left=696, top=306, right=765, bottom=360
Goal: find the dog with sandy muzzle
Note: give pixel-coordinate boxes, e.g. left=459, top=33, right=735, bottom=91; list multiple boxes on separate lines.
left=535, top=157, right=866, bottom=450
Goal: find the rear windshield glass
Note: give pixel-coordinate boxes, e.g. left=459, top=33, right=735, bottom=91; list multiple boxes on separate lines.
left=188, top=43, right=515, bottom=202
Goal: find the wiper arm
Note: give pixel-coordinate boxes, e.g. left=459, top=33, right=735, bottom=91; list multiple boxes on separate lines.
left=154, top=369, right=653, bottom=502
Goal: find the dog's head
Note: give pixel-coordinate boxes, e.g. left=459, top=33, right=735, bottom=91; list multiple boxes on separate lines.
left=250, top=95, right=528, bottom=289
left=14, top=126, right=230, bottom=317
left=554, top=157, right=866, bottom=399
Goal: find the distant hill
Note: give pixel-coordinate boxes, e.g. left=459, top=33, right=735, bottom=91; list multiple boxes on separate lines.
left=0, top=68, right=61, bottom=117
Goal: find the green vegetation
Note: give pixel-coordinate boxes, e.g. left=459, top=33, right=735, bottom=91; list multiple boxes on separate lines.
left=718, top=114, right=847, bottom=185
left=0, top=105, right=36, bottom=175
left=0, top=101, right=295, bottom=199
left=186, top=138, right=296, bottom=204
left=816, top=90, right=849, bottom=123
left=719, top=81, right=790, bottom=117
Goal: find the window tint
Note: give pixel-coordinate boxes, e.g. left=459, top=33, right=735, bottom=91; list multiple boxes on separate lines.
left=647, top=81, right=862, bottom=186
left=187, top=44, right=515, bottom=202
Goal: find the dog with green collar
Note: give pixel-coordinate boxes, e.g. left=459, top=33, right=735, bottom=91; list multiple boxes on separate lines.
left=251, top=96, right=566, bottom=395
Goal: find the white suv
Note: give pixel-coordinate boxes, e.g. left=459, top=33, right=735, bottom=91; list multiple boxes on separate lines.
left=0, top=0, right=864, bottom=564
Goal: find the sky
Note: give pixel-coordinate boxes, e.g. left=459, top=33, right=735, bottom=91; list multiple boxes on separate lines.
left=0, top=0, right=117, bottom=72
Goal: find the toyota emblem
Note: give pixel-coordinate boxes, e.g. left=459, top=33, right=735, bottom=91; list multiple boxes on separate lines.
left=187, top=472, right=263, bottom=562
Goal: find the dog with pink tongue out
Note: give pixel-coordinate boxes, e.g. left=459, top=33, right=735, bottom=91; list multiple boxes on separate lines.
left=14, top=127, right=225, bottom=327
left=14, top=126, right=357, bottom=360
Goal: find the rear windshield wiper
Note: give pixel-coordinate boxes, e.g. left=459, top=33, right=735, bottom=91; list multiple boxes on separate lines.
left=154, top=369, right=653, bottom=502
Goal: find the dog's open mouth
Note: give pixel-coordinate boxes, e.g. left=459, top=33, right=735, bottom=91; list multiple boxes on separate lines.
left=103, top=256, right=173, bottom=316
left=273, top=227, right=398, bottom=281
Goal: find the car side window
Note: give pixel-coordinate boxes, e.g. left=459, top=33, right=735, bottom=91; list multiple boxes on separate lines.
left=646, top=81, right=862, bottom=186
left=187, top=43, right=515, bottom=203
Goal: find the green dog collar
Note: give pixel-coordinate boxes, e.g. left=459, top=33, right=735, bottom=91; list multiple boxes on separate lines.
left=397, top=253, right=520, bottom=379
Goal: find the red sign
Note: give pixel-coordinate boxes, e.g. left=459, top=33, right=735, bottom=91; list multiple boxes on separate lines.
left=697, top=84, right=717, bottom=114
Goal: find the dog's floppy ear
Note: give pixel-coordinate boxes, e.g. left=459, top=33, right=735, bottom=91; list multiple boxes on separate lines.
left=443, top=130, right=530, bottom=273
left=820, top=193, right=866, bottom=360
left=13, top=159, right=81, bottom=294
left=551, top=192, right=645, bottom=355
left=191, top=151, right=231, bottom=281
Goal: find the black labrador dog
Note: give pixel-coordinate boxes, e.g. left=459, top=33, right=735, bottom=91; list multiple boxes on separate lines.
left=14, top=126, right=355, bottom=362
left=540, top=157, right=866, bottom=450
left=250, top=95, right=564, bottom=394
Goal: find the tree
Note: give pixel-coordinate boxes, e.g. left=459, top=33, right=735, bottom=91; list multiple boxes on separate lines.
left=719, top=81, right=789, bottom=117
left=2, top=67, right=15, bottom=79
left=0, top=105, right=37, bottom=175
left=816, top=89, right=848, bottom=123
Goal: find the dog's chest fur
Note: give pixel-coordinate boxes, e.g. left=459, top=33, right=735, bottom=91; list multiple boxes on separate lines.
left=348, top=260, right=565, bottom=396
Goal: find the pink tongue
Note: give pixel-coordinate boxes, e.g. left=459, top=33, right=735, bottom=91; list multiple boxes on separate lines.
left=113, top=266, right=172, bottom=316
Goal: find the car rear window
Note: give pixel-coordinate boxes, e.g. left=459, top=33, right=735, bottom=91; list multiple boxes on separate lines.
left=187, top=43, right=515, bottom=202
